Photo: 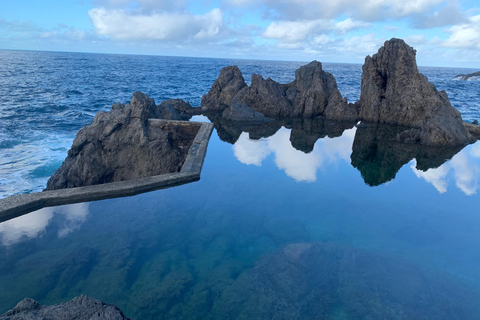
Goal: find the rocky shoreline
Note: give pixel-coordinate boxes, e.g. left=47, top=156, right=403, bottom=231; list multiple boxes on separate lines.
left=454, top=70, right=480, bottom=81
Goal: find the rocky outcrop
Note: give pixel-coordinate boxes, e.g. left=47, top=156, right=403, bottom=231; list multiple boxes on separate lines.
left=202, top=61, right=358, bottom=121
left=454, top=71, right=480, bottom=81
left=45, top=92, right=198, bottom=190
left=201, top=65, right=247, bottom=111
left=0, top=295, right=129, bottom=320
left=358, top=38, right=473, bottom=146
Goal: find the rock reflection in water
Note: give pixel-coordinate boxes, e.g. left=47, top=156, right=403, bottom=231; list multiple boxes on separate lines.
left=210, top=114, right=475, bottom=190
left=351, top=123, right=465, bottom=186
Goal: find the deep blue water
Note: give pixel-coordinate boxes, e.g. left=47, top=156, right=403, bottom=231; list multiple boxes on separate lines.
left=1, top=50, right=480, bottom=319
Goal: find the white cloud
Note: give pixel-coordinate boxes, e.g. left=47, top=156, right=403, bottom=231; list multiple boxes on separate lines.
left=224, top=0, right=454, bottom=22
left=442, top=15, right=480, bottom=49
left=411, top=160, right=449, bottom=193
left=89, top=7, right=225, bottom=41
left=262, top=18, right=370, bottom=43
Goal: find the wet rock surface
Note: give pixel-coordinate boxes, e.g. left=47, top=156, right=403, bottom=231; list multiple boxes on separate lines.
left=454, top=71, right=480, bottom=81
left=45, top=92, right=199, bottom=190
left=358, top=38, right=473, bottom=146
left=0, top=295, right=130, bottom=320
left=201, top=61, right=358, bottom=120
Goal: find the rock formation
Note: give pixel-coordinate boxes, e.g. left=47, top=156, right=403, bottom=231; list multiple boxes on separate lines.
left=454, top=71, right=480, bottom=81
left=201, top=65, right=248, bottom=111
left=45, top=92, right=198, bottom=190
left=0, top=295, right=129, bottom=320
left=201, top=61, right=358, bottom=121
left=358, top=38, right=473, bottom=146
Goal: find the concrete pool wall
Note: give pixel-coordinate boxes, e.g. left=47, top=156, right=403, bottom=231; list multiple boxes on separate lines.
left=0, top=120, right=214, bottom=223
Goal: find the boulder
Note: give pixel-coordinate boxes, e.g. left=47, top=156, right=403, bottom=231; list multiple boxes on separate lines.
left=287, top=61, right=358, bottom=120
left=45, top=92, right=197, bottom=190
left=154, top=99, right=195, bottom=120
left=454, top=71, right=480, bottom=81
left=222, top=103, right=273, bottom=122
left=201, top=65, right=247, bottom=111
left=358, top=38, right=473, bottom=146
left=231, top=74, right=293, bottom=118
left=0, top=295, right=129, bottom=320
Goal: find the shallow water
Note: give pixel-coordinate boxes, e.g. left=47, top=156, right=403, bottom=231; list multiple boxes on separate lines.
left=1, top=50, right=480, bottom=319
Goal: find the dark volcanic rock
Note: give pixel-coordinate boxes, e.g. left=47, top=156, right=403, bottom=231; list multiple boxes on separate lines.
left=358, top=38, right=472, bottom=146
left=454, top=71, right=480, bottom=81
left=45, top=92, right=198, bottom=190
left=213, top=242, right=480, bottom=320
left=201, top=65, right=247, bottom=111
left=286, top=61, right=358, bottom=120
left=231, top=74, right=293, bottom=118
left=155, top=99, right=195, bottom=120
left=202, top=61, right=358, bottom=120
left=0, top=295, right=129, bottom=320
left=222, top=103, right=273, bottom=122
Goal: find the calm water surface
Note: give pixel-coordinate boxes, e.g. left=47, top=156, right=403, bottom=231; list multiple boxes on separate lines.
left=0, top=50, right=480, bottom=319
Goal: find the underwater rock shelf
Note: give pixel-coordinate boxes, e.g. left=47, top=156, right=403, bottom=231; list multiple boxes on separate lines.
left=0, top=120, right=213, bottom=223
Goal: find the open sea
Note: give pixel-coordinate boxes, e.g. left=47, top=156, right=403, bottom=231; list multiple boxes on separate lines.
left=1, top=49, right=480, bottom=319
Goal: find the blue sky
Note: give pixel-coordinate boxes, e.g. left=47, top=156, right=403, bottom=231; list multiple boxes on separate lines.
left=1, top=0, right=479, bottom=67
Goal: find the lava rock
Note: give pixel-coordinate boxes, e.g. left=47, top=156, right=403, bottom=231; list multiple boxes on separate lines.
left=202, top=61, right=358, bottom=120
left=45, top=92, right=197, bottom=190
left=222, top=103, right=273, bottom=122
left=0, top=295, right=130, bottom=320
left=201, top=65, right=247, bottom=111
left=454, top=71, right=480, bottom=81
left=358, top=38, right=473, bottom=146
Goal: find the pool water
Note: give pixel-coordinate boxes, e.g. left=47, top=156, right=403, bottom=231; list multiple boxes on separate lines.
left=1, top=121, right=480, bottom=319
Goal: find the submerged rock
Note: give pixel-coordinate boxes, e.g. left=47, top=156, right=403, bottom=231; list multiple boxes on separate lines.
left=45, top=92, right=198, bottom=190
left=0, top=295, right=129, bottom=320
left=358, top=38, right=473, bottom=146
left=213, top=242, right=480, bottom=320
left=454, top=71, right=480, bottom=81
left=202, top=61, right=358, bottom=120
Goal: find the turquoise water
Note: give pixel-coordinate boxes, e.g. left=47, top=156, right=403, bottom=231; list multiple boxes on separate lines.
left=1, top=123, right=480, bottom=319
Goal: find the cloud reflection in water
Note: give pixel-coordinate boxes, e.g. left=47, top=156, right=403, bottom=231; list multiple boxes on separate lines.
left=0, top=203, right=90, bottom=246
left=411, top=142, right=480, bottom=195
left=233, top=127, right=356, bottom=182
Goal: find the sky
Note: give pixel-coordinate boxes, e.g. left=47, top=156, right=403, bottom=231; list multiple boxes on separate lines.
left=1, top=0, right=479, bottom=67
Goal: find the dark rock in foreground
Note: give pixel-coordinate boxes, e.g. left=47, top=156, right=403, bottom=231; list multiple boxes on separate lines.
left=45, top=92, right=199, bottom=190
left=201, top=61, right=358, bottom=121
left=0, top=295, right=129, bottom=320
left=358, top=38, right=473, bottom=146
left=454, top=71, right=480, bottom=81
